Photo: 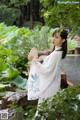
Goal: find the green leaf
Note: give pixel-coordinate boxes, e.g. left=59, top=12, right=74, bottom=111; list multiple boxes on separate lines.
left=11, top=76, right=27, bottom=89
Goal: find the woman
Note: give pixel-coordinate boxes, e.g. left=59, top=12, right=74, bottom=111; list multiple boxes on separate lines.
left=27, top=28, right=68, bottom=104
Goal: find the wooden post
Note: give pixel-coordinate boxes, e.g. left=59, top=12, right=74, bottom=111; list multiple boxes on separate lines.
left=75, top=48, right=80, bottom=54
left=61, top=72, right=68, bottom=89
left=61, top=72, right=74, bottom=89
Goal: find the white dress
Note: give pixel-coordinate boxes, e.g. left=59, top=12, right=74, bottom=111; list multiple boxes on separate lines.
left=27, top=47, right=62, bottom=102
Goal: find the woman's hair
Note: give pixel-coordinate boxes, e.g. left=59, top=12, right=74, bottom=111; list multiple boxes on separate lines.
left=52, top=28, right=68, bottom=59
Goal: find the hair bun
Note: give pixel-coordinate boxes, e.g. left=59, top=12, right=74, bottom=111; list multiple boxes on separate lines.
left=60, top=29, right=68, bottom=40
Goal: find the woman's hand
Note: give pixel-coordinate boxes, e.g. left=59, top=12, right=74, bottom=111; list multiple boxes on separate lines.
left=28, top=47, right=38, bottom=61
left=28, top=53, right=34, bottom=61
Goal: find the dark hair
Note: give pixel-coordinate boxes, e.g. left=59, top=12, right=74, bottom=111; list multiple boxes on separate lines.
left=52, top=29, right=68, bottom=59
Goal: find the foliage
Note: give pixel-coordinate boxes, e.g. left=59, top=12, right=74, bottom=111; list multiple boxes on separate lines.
left=40, top=0, right=80, bottom=30
left=0, top=5, right=21, bottom=25
left=34, top=85, right=80, bottom=120
left=0, top=0, right=31, bottom=25
left=30, top=26, right=50, bottom=50
left=0, top=45, right=19, bottom=81
left=68, top=38, right=76, bottom=50
left=0, top=23, right=50, bottom=91
left=9, top=0, right=31, bottom=6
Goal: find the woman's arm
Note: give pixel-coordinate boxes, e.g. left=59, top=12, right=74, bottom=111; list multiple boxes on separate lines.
left=38, top=49, right=52, bottom=57
left=28, top=52, right=43, bottom=62
left=28, top=47, right=53, bottom=62
left=31, top=51, right=62, bottom=75
left=32, top=49, right=52, bottom=62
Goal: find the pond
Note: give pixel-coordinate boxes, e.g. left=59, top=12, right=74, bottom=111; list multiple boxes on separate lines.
left=62, top=55, right=80, bottom=84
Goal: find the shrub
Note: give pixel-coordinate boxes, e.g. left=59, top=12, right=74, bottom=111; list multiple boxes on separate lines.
left=36, top=85, right=80, bottom=120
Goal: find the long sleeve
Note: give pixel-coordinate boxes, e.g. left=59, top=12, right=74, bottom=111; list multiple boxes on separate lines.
left=38, top=49, right=52, bottom=57
left=31, top=51, right=62, bottom=75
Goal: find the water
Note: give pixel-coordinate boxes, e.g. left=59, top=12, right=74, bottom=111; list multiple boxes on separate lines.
left=62, top=55, right=80, bottom=84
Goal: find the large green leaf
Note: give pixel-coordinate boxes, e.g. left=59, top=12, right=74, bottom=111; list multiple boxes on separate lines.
left=11, top=76, right=27, bottom=89
left=0, top=67, right=19, bottom=82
